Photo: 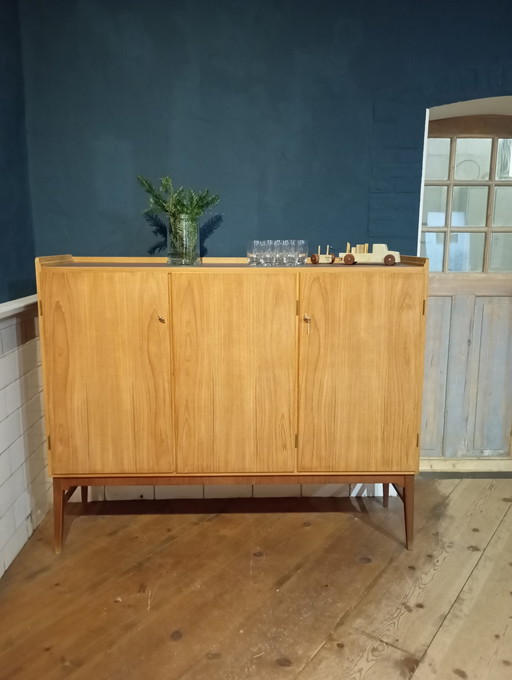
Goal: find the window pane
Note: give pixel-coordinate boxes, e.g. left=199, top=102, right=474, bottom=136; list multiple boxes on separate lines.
left=425, top=138, right=450, bottom=180
left=493, top=187, right=512, bottom=226
left=496, top=139, right=512, bottom=180
left=420, top=232, right=444, bottom=271
left=422, top=186, right=447, bottom=226
left=454, top=138, right=491, bottom=180
left=448, top=232, right=485, bottom=272
left=489, top=233, right=512, bottom=272
left=451, top=186, right=488, bottom=226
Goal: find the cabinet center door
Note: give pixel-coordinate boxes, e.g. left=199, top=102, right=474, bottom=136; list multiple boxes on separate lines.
left=171, top=271, right=297, bottom=473
left=41, top=270, right=173, bottom=475
left=298, top=269, right=426, bottom=473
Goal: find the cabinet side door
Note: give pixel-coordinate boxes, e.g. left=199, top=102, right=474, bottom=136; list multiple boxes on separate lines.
left=172, top=271, right=297, bottom=473
left=40, top=269, right=173, bottom=474
left=298, top=269, right=426, bottom=473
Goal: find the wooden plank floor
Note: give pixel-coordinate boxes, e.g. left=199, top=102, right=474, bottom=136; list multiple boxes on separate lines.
left=0, top=478, right=511, bottom=680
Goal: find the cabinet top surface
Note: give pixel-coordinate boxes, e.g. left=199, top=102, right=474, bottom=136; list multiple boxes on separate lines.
left=36, top=256, right=428, bottom=273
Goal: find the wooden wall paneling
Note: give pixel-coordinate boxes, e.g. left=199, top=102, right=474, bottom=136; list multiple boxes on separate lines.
left=472, top=297, right=512, bottom=455
left=40, top=269, right=174, bottom=474
left=420, top=297, right=451, bottom=456
left=171, top=271, right=298, bottom=474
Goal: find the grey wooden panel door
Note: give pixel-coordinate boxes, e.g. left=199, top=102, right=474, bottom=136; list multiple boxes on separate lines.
left=421, top=278, right=512, bottom=459
left=421, top=297, right=451, bottom=457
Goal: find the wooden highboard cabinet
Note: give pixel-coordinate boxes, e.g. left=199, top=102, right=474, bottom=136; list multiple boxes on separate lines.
left=36, top=255, right=428, bottom=552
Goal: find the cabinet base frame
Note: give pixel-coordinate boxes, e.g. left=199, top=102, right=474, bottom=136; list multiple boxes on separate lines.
left=51, top=474, right=415, bottom=554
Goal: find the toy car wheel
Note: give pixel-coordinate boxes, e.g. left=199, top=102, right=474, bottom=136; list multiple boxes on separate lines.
left=384, top=254, right=396, bottom=266
left=344, top=253, right=356, bottom=265
left=310, top=253, right=320, bottom=264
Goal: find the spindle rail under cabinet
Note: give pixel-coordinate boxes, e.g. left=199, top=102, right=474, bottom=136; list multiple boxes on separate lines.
left=35, top=255, right=428, bottom=552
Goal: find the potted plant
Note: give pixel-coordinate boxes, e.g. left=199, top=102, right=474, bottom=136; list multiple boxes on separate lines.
left=138, top=175, right=220, bottom=265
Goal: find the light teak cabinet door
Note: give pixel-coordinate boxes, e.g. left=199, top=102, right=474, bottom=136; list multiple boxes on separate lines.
left=40, top=270, right=174, bottom=474
left=298, top=269, right=426, bottom=473
left=171, top=271, right=297, bottom=473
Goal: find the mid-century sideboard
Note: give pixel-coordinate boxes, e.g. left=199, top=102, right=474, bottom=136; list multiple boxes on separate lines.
left=35, top=255, right=428, bottom=552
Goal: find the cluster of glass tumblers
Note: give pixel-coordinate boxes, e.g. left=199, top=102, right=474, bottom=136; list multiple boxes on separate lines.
left=247, top=239, right=308, bottom=266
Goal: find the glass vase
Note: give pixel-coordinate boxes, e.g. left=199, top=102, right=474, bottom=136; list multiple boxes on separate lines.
left=168, top=214, right=201, bottom=266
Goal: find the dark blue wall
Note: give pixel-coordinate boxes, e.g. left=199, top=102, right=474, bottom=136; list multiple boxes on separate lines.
left=18, top=0, right=512, bottom=259
left=0, top=0, right=34, bottom=303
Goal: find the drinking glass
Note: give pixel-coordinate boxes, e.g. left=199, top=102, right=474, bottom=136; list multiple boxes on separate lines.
left=282, top=239, right=296, bottom=266
left=247, top=240, right=259, bottom=266
left=273, top=240, right=284, bottom=266
left=297, top=240, right=308, bottom=265
left=261, top=240, right=275, bottom=266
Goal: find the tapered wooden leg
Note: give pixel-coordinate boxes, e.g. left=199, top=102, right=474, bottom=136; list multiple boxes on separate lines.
left=53, top=479, right=64, bottom=554
left=382, top=483, right=390, bottom=508
left=403, top=475, right=415, bottom=550
left=81, top=486, right=88, bottom=504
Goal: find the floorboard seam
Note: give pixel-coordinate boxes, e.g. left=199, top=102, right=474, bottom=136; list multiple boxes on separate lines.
left=409, top=487, right=512, bottom=677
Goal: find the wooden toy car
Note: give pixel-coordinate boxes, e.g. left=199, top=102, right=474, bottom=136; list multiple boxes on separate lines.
left=338, top=243, right=400, bottom=265
left=310, top=245, right=336, bottom=264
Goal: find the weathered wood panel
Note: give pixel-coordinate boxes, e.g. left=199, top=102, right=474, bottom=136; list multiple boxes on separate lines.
left=473, top=297, right=512, bottom=455
left=421, top=289, right=512, bottom=461
left=421, top=297, right=451, bottom=456
left=443, top=295, right=480, bottom=458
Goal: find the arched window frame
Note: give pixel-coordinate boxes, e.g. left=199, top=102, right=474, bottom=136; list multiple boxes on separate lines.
left=421, top=115, right=512, bottom=273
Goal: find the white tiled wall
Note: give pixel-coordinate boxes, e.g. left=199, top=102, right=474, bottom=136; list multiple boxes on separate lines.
left=0, top=307, right=50, bottom=578
left=98, top=482, right=394, bottom=501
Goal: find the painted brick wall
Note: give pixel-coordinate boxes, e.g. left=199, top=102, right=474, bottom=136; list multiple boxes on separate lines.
left=0, top=306, right=50, bottom=577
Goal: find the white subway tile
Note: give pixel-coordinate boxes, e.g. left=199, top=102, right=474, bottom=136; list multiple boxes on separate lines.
left=5, top=372, right=41, bottom=419
left=0, top=450, right=10, bottom=486
left=203, top=484, right=252, bottom=499
left=30, top=467, right=52, bottom=523
left=0, top=388, right=6, bottom=421
left=4, top=378, right=22, bottom=416
left=350, top=483, right=392, bottom=497
left=253, top=484, right=301, bottom=498
left=104, top=485, right=155, bottom=500
left=8, top=436, right=30, bottom=475
left=13, top=490, right=31, bottom=530
left=67, top=486, right=104, bottom=502
left=0, top=351, right=20, bottom=389
left=27, top=368, right=43, bottom=398
left=25, top=417, right=46, bottom=453
left=0, top=410, right=22, bottom=456
left=301, top=483, right=351, bottom=497
left=27, top=443, right=46, bottom=481
left=3, top=519, right=30, bottom=571
left=19, top=393, right=44, bottom=432
left=155, top=485, right=204, bottom=499
left=0, top=465, right=26, bottom=516
left=0, top=507, right=16, bottom=547
left=0, top=322, right=19, bottom=356
left=0, top=318, right=16, bottom=331
left=18, top=341, right=39, bottom=375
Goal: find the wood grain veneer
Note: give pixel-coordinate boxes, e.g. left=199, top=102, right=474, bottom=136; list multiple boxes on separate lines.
left=36, top=256, right=428, bottom=551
